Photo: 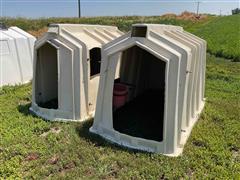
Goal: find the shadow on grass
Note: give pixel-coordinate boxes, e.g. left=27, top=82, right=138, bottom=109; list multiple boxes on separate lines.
left=17, top=102, right=40, bottom=120
left=75, top=120, right=148, bottom=154
left=18, top=102, right=32, bottom=116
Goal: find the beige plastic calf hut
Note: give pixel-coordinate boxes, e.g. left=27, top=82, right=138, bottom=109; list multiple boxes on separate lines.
left=90, top=24, right=206, bottom=156
left=30, top=24, right=123, bottom=121
left=0, top=25, right=36, bottom=87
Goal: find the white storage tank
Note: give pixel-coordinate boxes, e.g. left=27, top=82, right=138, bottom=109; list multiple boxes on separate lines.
left=0, top=24, right=36, bottom=87
left=90, top=24, right=206, bottom=156
left=30, top=24, right=123, bottom=122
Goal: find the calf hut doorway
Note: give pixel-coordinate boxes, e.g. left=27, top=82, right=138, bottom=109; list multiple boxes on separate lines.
left=112, top=46, right=165, bottom=142
left=35, top=43, right=58, bottom=109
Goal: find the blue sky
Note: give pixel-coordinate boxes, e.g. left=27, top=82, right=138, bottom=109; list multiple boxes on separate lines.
left=1, top=0, right=239, bottom=18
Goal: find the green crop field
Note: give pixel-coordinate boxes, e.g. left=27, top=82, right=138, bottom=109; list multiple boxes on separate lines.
left=0, top=15, right=240, bottom=179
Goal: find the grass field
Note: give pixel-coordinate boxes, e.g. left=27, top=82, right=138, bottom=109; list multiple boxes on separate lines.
left=0, top=14, right=240, bottom=179
left=1, top=54, right=239, bottom=179
left=1, top=15, right=207, bottom=32
left=192, top=15, right=240, bottom=61
left=2, top=14, right=239, bottom=61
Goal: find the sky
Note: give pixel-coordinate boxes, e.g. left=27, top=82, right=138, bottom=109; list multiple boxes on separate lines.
left=0, top=0, right=239, bottom=18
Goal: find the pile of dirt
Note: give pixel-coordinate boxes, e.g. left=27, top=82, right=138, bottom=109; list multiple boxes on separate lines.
left=162, top=11, right=208, bottom=21
left=177, top=11, right=208, bottom=21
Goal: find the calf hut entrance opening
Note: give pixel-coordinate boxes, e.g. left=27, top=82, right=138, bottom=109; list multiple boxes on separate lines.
left=35, top=43, right=58, bottom=109
left=113, top=46, right=165, bottom=142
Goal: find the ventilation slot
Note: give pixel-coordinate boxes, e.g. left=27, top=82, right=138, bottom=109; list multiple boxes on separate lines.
left=90, top=47, right=101, bottom=77
left=131, top=26, right=147, bottom=37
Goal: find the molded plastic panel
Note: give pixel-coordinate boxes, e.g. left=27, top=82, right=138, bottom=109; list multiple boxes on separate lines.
left=0, top=27, right=36, bottom=86
left=30, top=24, right=123, bottom=122
left=90, top=24, right=206, bottom=156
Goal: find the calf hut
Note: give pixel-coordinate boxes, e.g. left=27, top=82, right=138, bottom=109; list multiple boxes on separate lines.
left=30, top=24, right=123, bottom=121
left=0, top=25, right=35, bottom=87
left=90, top=24, right=206, bottom=156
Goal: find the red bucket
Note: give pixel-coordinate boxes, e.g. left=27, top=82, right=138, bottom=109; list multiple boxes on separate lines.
left=113, top=83, right=128, bottom=108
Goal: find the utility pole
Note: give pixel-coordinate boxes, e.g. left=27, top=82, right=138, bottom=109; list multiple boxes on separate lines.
left=196, top=1, right=200, bottom=16
left=78, top=0, right=81, bottom=18
left=219, top=9, right=222, bottom=16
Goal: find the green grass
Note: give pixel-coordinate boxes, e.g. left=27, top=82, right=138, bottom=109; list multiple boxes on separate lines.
left=191, top=15, right=240, bottom=61
left=1, top=54, right=239, bottom=179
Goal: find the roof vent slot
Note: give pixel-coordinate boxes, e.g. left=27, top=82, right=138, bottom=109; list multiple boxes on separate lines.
left=131, top=26, right=147, bottom=37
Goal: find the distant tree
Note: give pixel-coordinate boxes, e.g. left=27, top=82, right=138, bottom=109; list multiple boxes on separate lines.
left=232, top=8, right=240, bottom=15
